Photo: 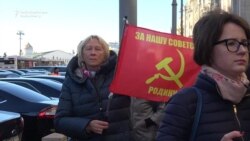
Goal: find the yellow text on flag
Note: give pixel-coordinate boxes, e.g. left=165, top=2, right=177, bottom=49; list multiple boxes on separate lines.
left=134, top=31, right=194, bottom=50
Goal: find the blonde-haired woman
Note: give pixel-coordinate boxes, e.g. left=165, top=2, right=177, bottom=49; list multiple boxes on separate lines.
left=54, top=35, right=132, bottom=141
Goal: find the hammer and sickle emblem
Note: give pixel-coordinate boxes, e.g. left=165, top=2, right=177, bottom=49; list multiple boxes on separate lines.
left=145, top=49, right=185, bottom=88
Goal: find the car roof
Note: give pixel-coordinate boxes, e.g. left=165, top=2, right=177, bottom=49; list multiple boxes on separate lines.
left=6, top=69, right=26, bottom=75
left=23, top=74, right=65, bottom=78
left=30, top=66, right=67, bottom=72
left=0, top=77, right=62, bottom=89
left=0, top=81, right=51, bottom=102
left=0, top=77, right=62, bottom=98
left=0, top=77, right=62, bottom=84
left=0, top=71, right=20, bottom=78
left=22, top=75, right=65, bottom=83
left=0, top=110, right=21, bottom=122
left=0, top=81, right=58, bottom=118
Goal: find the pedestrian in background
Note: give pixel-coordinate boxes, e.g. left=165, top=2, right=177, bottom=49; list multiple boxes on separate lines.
left=157, top=10, right=250, bottom=141
left=54, top=35, right=132, bottom=141
left=51, top=67, right=60, bottom=75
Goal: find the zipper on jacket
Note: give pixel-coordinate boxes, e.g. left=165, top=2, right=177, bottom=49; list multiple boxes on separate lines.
left=90, top=78, right=103, bottom=112
left=233, top=104, right=244, bottom=141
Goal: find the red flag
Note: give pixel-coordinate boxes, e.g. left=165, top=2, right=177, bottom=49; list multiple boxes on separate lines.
left=110, top=24, right=201, bottom=102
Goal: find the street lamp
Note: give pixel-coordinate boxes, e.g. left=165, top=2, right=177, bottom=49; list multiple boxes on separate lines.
left=172, top=0, right=177, bottom=34
left=180, top=0, right=183, bottom=36
left=16, top=31, right=24, bottom=56
left=171, top=0, right=184, bottom=35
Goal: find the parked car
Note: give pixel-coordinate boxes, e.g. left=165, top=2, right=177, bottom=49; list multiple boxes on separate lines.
left=6, top=69, right=26, bottom=76
left=0, top=81, right=58, bottom=141
left=0, top=110, right=24, bottom=141
left=0, top=77, right=62, bottom=99
left=29, top=66, right=67, bottom=76
left=18, top=69, right=50, bottom=75
left=23, top=75, right=65, bottom=83
left=0, top=71, right=20, bottom=78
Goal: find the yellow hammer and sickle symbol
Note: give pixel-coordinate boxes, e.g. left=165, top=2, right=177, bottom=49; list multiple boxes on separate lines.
left=145, top=49, right=185, bottom=88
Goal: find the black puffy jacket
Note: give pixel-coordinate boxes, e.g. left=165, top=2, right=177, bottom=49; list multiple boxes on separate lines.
left=54, top=51, right=132, bottom=141
left=157, top=73, right=250, bottom=141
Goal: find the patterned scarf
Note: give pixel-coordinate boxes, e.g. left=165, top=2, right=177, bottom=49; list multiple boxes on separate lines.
left=201, top=65, right=249, bottom=104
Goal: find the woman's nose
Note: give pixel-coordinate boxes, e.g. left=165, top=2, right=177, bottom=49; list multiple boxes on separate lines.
left=238, top=44, right=249, bottom=53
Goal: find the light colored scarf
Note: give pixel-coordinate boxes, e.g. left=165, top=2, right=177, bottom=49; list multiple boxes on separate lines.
left=201, top=65, right=249, bottom=104
left=75, top=68, right=96, bottom=79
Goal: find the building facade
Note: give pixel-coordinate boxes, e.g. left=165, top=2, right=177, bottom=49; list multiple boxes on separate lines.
left=32, top=50, right=74, bottom=66
left=183, top=0, right=250, bottom=37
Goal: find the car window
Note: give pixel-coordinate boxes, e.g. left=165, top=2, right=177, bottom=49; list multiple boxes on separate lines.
left=36, top=79, right=62, bottom=90
left=0, top=82, right=51, bottom=102
left=58, top=67, right=67, bottom=72
left=0, top=72, right=20, bottom=78
left=23, top=75, right=65, bottom=83
left=0, top=78, right=62, bottom=98
left=25, top=80, right=62, bottom=97
left=11, top=81, right=41, bottom=93
left=30, top=66, right=67, bottom=72
left=7, top=70, right=26, bottom=75
left=6, top=73, right=20, bottom=78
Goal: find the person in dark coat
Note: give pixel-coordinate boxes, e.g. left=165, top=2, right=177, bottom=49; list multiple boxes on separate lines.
left=130, top=98, right=165, bottom=141
left=54, top=35, right=132, bottom=141
left=157, top=10, right=250, bottom=141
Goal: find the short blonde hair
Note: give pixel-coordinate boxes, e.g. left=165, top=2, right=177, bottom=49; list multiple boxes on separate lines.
left=77, top=35, right=110, bottom=68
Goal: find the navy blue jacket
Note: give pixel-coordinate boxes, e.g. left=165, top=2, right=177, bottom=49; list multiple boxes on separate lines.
left=54, top=51, right=132, bottom=141
left=157, top=73, right=250, bottom=141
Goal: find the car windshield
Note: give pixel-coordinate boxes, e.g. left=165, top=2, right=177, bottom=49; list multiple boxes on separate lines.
left=35, top=78, right=62, bottom=90
left=0, top=81, right=51, bottom=102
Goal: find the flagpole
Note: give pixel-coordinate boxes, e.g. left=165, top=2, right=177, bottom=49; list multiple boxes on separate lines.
left=107, top=17, right=129, bottom=120
left=117, top=16, right=128, bottom=57
left=123, top=16, right=129, bottom=24
left=119, top=0, right=137, bottom=42
left=111, top=16, right=128, bottom=87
